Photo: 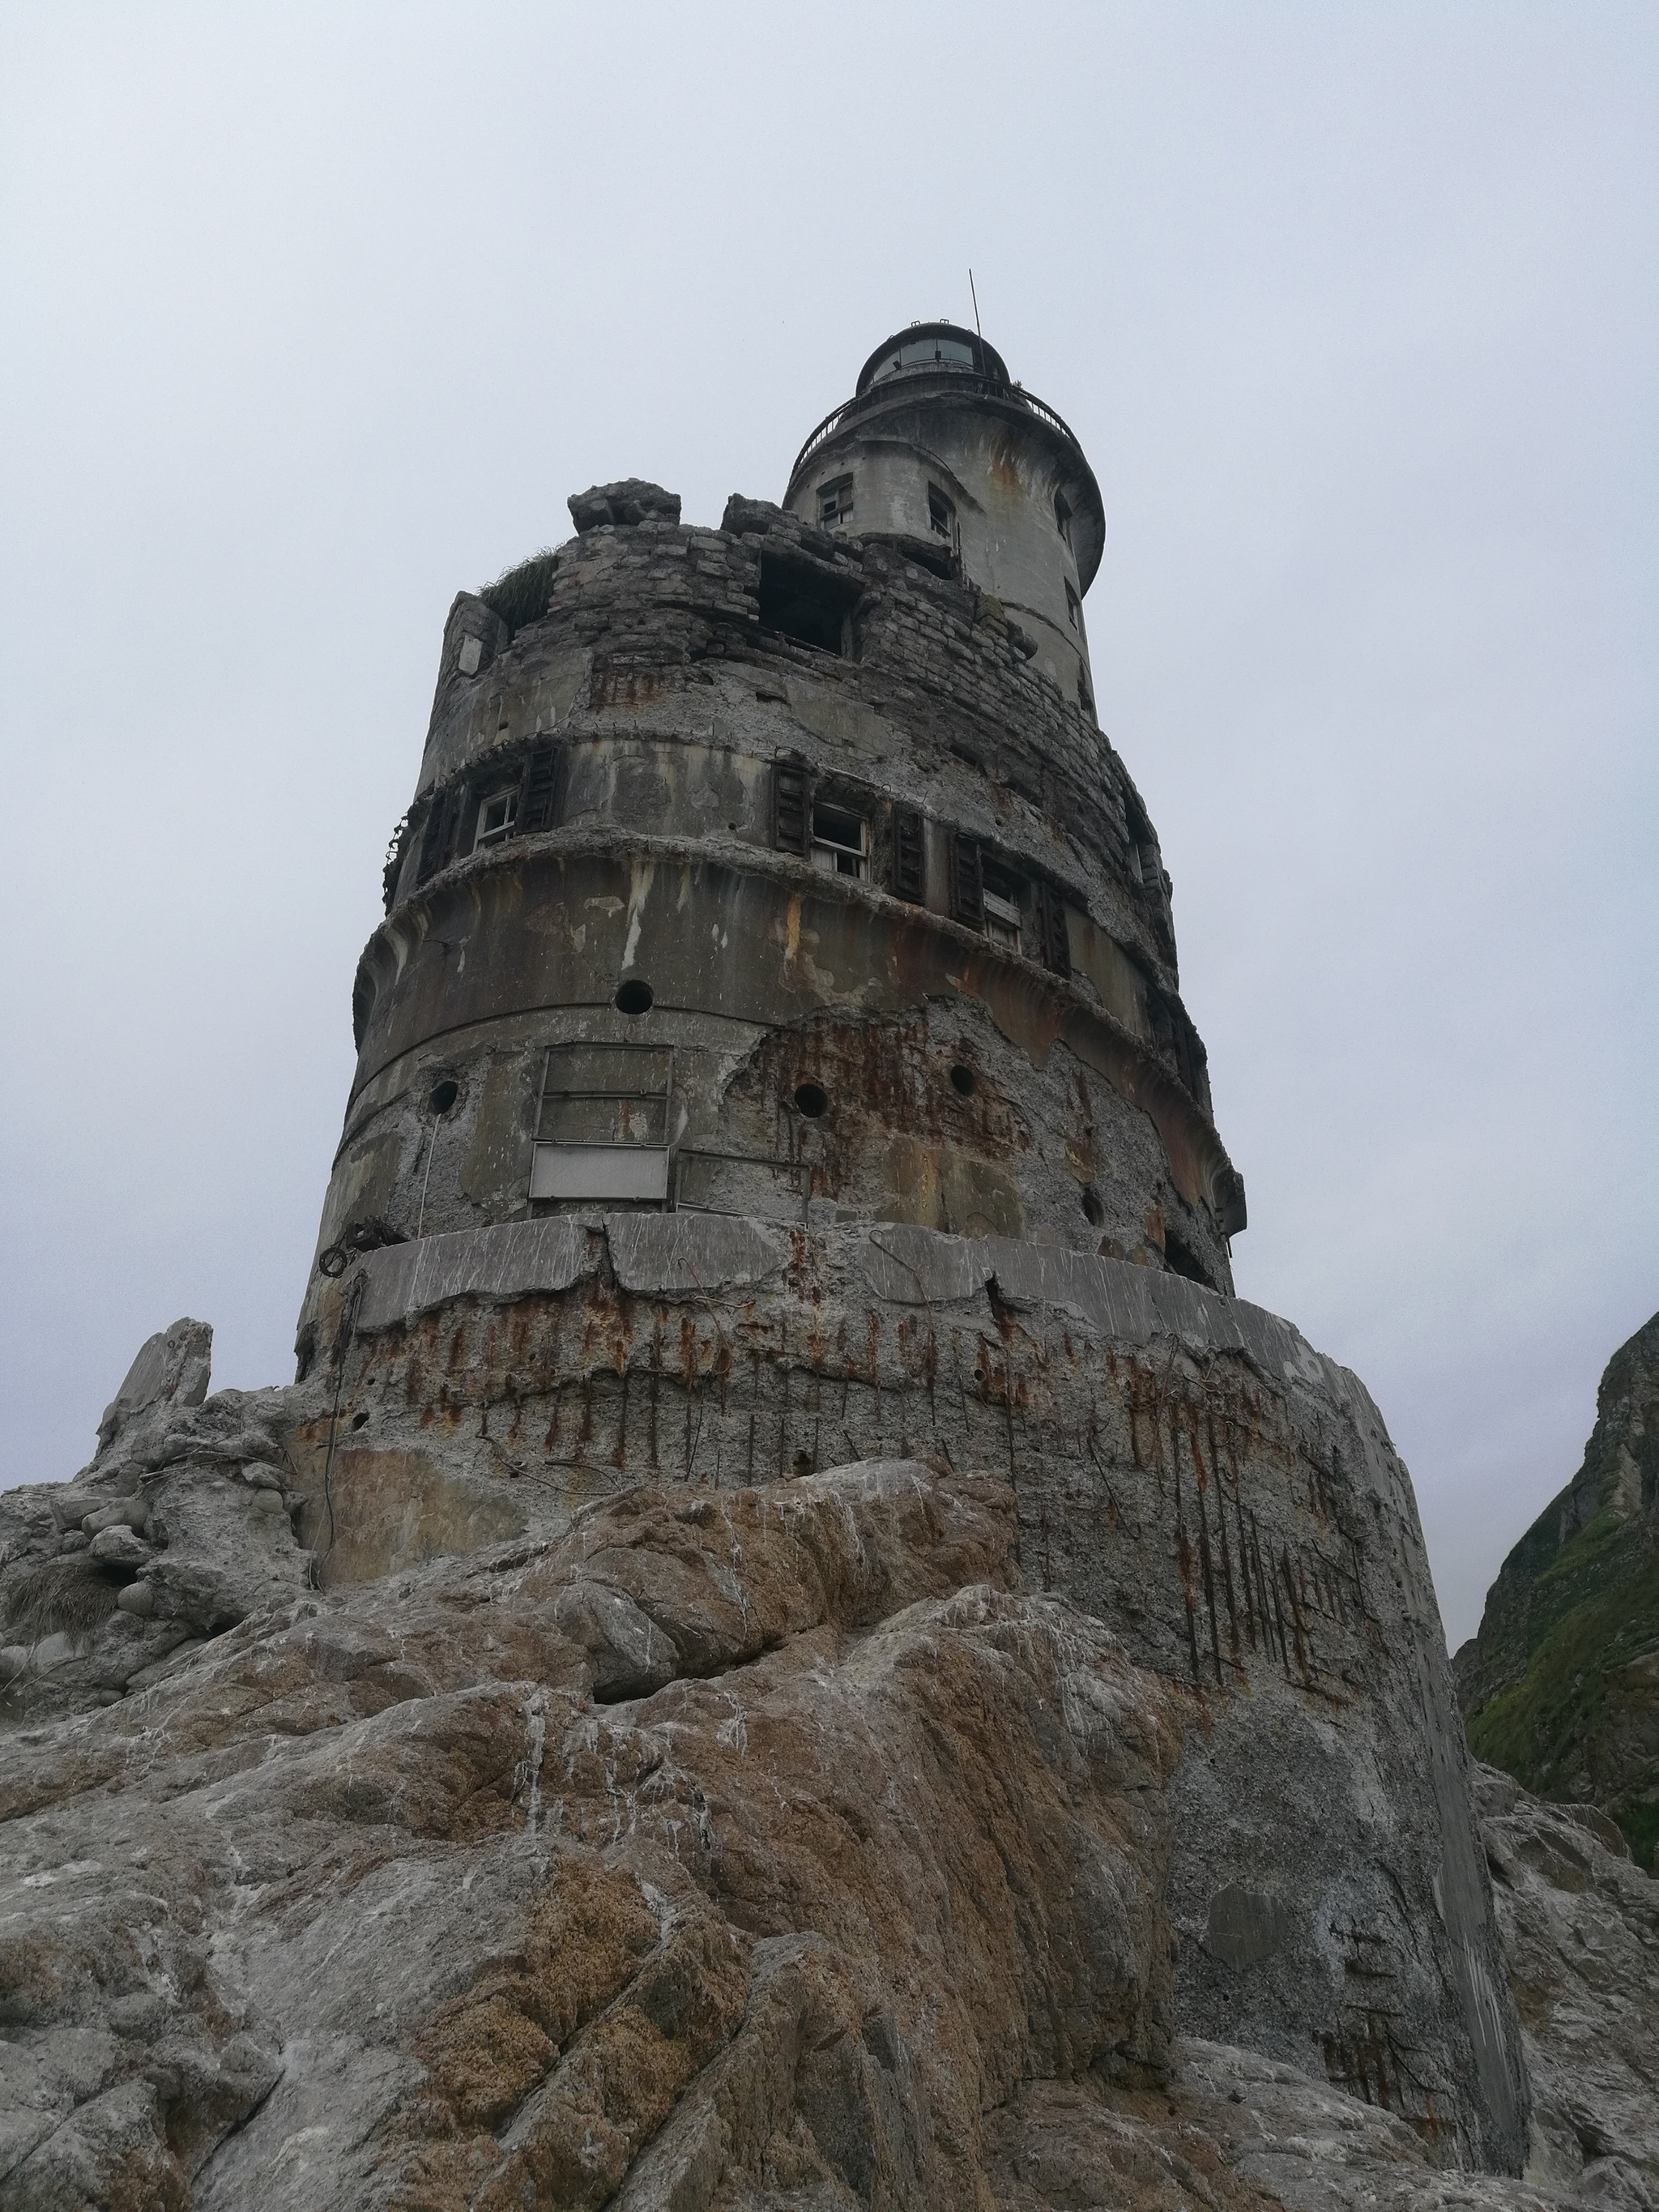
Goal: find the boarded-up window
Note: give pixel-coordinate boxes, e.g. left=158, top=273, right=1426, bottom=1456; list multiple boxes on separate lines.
left=773, top=763, right=812, bottom=856
left=529, top=1043, right=673, bottom=1206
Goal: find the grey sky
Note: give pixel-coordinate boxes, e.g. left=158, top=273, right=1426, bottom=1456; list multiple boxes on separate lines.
left=2, top=2, right=1653, bottom=1650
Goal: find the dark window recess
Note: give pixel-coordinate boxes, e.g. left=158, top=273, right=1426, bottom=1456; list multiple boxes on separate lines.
left=1055, top=491, right=1073, bottom=546
left=949, top=834, right=985, bottom=931
left=773, top=763, right=812, bottom=856
left=517, top=741, right=564, bottom=834
left=416, top=784, right=465, bottom=884
left=928, top=484, right=956, bottom=540
left=1065, top=581, right=1083, bottom=631
left=1164, top=1232, right=1209, bottom=1287
left=757, top=553, right=858, bottom=655
left=893, top=809, right=927, bottom=903
left=1033, top=880, right=1070, bottom=976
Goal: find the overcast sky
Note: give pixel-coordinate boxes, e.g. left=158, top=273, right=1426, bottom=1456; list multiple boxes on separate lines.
left=2, top=2, right=1653, bottom=1650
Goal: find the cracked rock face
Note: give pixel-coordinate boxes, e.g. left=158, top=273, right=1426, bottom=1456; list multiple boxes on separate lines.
left=2, top=1329, right=1655, bottom=2210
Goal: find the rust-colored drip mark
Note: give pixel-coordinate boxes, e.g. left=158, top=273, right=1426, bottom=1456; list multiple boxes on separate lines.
left=1234, top=1491, right=1258, bottom=1651
left=614, top=1363, right=630, bottom=1470
left=1195, top=1471, right=1223, bottom=1687
left=1278, top=1544, right=1310, bottom=1680
left=646, top=1326, right=661, bottom=1469
left=745, top=1348, right=761, bottom=1484
left=776, top=1360, right=791, bottom=1480
left=544, top=1378, right=564, bottom=1457
left=1172, top=1444, right=1201, bottom=1680
left=1269, top=1539, right=1291, bottom=1679
left=1212, top=1454, right=1242, bottom=1665
left=1085, top=1424, right=1121, bottom=1527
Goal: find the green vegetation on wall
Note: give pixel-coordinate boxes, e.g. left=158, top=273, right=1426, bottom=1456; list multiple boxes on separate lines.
left=1457, top=1312, right=1659, bottom=1870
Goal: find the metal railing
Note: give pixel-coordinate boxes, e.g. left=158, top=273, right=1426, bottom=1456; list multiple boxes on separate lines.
left=791, top=373, right=1087, bottom=485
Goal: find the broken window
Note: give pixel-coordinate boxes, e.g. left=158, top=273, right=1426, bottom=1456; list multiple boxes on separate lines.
left=757, top=553, right=859, bottom=655
left=928, top=484, right=956, bottom=542
left=473, top=787, right=518, bottom=849
left=810, top=801, right=868, bottom=880
left=981, top=856, right=1028, bottom=955
left=817, top=475, right=854, bottom=530
left=982, top=887, right=1022, bottom=953
left=1054, top=491, right=1073, bottom=547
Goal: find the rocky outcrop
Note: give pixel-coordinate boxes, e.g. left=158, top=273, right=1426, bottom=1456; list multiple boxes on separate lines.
left=2, top=1411, right=1654, bottom=2210
left=1455, top=1311, right=1659, bottom=1868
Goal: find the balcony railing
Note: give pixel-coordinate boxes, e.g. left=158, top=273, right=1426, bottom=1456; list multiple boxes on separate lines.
left=791, top=373, right=1087, bottom=485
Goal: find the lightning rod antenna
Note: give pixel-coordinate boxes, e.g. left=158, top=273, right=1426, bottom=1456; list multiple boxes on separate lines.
left=968, top=269, right=983, bottom=340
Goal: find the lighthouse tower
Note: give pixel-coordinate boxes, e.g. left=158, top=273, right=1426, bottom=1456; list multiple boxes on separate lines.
left=300, top=319, right=1242, bottom=1346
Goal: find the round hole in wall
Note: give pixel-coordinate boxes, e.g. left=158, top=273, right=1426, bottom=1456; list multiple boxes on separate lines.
left=351, top=1410, right=370, bottom=1430
left=614, top=979, right=655, bottom=1017
left=949, top=1062, right=977, bottom=1099
left=793, top=1081, right=829, bottom=1119
left=1081, top=1185, right=1106, bottom=1228
left=428, top=1078, right=460, bottom=1117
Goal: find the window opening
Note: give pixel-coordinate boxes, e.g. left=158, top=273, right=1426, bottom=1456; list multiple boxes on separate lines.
left=530, top=1042, right=673, bottom=1206
left=473, top=787, right=518, bottom=849
left=1054, top=491, right=1073, bottom=546
left=810, top=801, right=868, bottom=880
left=982, top=888, right=1022, bottom=953
left=817, top=475, right=854, bottom=530
left=980, top=858, right=1026, bottom=955
left=927, top=484, right=956, bottom=541
left=757, top=554, right=858, bottom=655
left=1064, top=581, right=1082, bottom=631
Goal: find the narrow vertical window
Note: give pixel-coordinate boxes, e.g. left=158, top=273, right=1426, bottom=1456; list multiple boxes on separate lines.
left=1054, top=491, right=1073, bottom=547
left=1064, top=581, right=1082, bottom=631
left=928, top=484, right=956, bottom=542
left=817, top=475, right=854, bottom=530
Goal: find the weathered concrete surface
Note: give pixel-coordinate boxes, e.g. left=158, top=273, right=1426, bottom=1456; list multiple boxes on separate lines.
left=2, top=1433, right=1653, bottom=2210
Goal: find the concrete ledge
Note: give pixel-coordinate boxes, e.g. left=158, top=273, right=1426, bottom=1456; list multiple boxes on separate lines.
left=350, top=1214, right=1382, bottom=1448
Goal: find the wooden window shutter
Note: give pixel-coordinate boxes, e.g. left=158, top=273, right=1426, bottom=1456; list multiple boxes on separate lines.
left=949, top=834, right=984, bottom=931
left=773, top=762, right=812, bottom=856
left=516, top=741, right=563, bottom=835
left=893, top=809, right=926, bottom=903
left=416, top=784, right=464, bottom=884
left=1034, top=880, right=1070, bottom=976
